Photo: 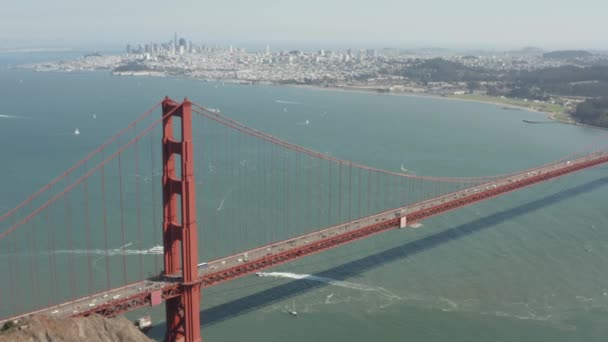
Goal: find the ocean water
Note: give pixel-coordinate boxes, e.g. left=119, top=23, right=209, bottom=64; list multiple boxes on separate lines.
left=1, top=53, right=608, bottom=341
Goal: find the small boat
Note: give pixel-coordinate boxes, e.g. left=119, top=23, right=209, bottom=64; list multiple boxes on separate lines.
left=148, top=245, right=164, bottom=253
left=135, top=315, right=152, bottom=333
left=74, top=128, right=80, bottom=135
left=288, top=301, right=297, bottom=316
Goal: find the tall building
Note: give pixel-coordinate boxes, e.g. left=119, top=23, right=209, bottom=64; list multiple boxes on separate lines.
left=171, top=32, right=177, bottom=55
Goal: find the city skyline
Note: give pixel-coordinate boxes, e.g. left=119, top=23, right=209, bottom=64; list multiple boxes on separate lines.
left=1, top=0, right=607, bottom=50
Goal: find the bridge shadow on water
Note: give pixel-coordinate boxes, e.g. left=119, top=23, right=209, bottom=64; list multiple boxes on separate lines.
left=149, top=175, right=608, bottom=334
left=198, top=176, right=608, bottom=327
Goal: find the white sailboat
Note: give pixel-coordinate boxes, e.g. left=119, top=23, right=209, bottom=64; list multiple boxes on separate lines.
left=74, top=128, right=80, bottom=135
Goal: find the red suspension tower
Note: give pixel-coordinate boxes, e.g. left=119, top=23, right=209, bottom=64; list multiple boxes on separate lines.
left=161, top=97, right=202, bottom=342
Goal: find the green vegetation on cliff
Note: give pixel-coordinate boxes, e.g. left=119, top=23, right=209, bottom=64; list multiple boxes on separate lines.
left=572, top=97, right=608, bottom=128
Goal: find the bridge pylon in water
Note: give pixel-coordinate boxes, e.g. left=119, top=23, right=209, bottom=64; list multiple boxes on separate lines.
left=161, top=97, right=202, bottom=342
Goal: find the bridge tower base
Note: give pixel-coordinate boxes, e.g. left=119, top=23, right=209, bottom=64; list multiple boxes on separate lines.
left=161, top=97, right=202, bottom=342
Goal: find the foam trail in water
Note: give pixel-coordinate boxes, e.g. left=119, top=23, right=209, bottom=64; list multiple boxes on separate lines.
left=217, top=186, right=236, bottom=211
left=0, top=114, right=30, bottom=119
left=257, top=272, right=378, bottom=291
left=275, top=100, right=301, bottom=105
left=297, top=119, right=310, bottom=126
left=53, top=246, right=164, bottom=256
left=217, top=199, right=225, bottom=211
left=0, top=247, right=161, bottom=259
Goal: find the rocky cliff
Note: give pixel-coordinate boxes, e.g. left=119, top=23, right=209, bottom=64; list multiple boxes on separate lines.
left=0, top=314, right=153, bottom=342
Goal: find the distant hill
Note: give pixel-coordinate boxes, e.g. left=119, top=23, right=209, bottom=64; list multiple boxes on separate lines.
left=543, top=50, right=592, bottom=59
left=508, top=46, right=544, bottom=56
left=521, top=46, right=544, bottom=54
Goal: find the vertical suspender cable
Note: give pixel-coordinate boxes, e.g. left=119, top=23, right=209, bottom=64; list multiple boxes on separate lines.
left=284, top=147, right=289, bottom=236
left=135, top=124, right=143, bottom=280
left=27, top=218, right=36, bottom=311
left=317, top=158, right=322, bottom=229
left=338, top=162, right=342, bottom=223
left=348, top=162, right=353, bottom=222
left=64, top=194, right=75, bottom=300
left=45, top=212, right=54, bottom=307
left=83, top=177, right=93, bottom=295
left=101, top=159, right=110, bottom=289
left=358, top=167, right=362, bottom=219
left=328, top=162, right=333, bottom=227
left=150, top=131, right=159, bottom=273
left=296, top=152, right=301, bottom=233
left=118, top=149, right=127, bottom=285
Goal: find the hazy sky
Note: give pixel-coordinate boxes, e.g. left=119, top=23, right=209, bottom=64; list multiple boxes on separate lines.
left=1, top=0, right=606, bottom=50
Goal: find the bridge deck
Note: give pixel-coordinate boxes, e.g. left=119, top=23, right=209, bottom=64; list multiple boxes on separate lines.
left=4, top=152, right=607, bottom=322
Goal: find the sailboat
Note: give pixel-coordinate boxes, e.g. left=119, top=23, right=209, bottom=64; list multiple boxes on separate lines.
left=74, top=128, right=80, bottom=135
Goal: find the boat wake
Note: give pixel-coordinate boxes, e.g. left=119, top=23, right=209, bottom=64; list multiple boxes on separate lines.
left=217, top=199, right=226, bottom=211
left=255, top=274, right=563, bottom=321
left=217, top=186, right=236, bottom=211
left=297, top=119, right=310, bottom=126
left=275, top=100, right=301, bottom=105
left=54, top=243, right=163, bottom=257
left=0, top=114, right=30, bottom=120
left=257, top=272, right=380, bottom=292
left=257, top=272, right=404, bottom=314
left=53, top=248, right=164, bottom=256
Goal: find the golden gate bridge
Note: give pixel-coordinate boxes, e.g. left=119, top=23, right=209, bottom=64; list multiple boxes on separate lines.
left=1, top=97, right=608, bottom=341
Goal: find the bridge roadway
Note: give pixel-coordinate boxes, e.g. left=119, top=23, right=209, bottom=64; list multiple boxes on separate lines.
left=3, top=151, right=608, bottom=322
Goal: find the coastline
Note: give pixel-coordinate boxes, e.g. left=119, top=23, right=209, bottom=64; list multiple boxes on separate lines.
left=282, top=83, right=571, bottom=122
left=14, top=66, right=606, bottom=130
left=257, top=83, right=608, bottom=132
